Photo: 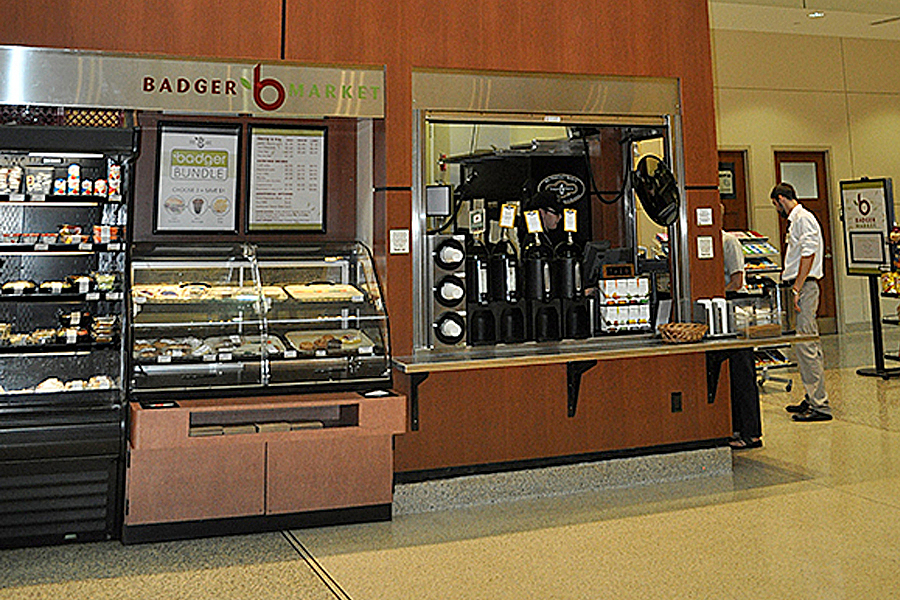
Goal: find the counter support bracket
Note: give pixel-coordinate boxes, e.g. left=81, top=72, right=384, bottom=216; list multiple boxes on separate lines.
left=567, top=360, right=597, bottom=417
left=706, top=351, right=724, bottom=404
left=408, top=372, right=429, bottom=431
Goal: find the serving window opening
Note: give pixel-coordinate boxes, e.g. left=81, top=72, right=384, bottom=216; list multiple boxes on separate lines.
left=416, top=115, right=684, bottom=353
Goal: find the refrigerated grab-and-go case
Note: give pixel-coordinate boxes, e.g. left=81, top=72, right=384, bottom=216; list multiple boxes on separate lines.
left=0, top=124, right=135, bottom=548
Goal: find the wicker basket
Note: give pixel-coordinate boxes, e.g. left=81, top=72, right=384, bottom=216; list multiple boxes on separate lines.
left=658, top=322, right=708, bottom=344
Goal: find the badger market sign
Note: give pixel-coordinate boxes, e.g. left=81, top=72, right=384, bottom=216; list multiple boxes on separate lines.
left=839, top=177, right=895, bottom=276
left=0, top=45, right=384, bottom=118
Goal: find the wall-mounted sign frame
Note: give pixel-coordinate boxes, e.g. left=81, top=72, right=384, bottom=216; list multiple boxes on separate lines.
left=839, top=177, right=894, bottom=276
left=0, top=45, right=384, bottom=119
left=247, top=126, right=327, bottom=233
left=718, top=162, right=736, bottom=199
left=155, top=123, right=241, bottom=233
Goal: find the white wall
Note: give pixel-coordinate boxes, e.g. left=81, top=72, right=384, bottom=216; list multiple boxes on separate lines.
left=711, top=29, right=900, bottom=330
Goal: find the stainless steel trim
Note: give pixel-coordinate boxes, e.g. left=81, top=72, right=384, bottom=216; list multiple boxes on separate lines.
left=411, top=109, right=439, bottom=351
left=669, top=111, right=692, bottom=320
left=394, top=333, right=819, bottom=374
left=423, top=112, right=669, bottom=127
left=413, top=70, right=680, bottom=116
left=0, top=45, right=385, bottom=118
left=410, top=70, right=687, bottom=352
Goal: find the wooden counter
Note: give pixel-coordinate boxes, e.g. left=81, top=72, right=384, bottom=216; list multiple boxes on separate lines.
left=391, top=334, right=815, bottom=478
left=394, top=333, right=816, bottom=373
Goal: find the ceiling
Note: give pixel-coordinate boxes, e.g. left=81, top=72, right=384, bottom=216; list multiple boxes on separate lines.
left=709, top=0, right=900, bottom=40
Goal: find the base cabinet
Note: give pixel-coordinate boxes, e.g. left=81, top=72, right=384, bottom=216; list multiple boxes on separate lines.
left=0, top=455, right=120, bottom=548
left=126, top=444, right=266, bottom=524
left=123, top=392, right=405, bottom=543
left=267, top=435, right=394, bottom=514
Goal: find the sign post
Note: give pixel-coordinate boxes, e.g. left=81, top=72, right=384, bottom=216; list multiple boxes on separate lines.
left=839, top=177, right=900, bottom=378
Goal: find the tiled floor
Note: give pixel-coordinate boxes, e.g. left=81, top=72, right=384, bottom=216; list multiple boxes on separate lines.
left=4, top=330, right=900, bottom=599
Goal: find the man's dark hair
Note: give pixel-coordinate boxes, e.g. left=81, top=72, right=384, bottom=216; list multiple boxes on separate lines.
left=770, top=182, right=797, bottom=201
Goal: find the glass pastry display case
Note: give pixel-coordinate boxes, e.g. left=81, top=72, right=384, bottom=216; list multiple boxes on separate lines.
left=129, top=242, right=391, bottom=397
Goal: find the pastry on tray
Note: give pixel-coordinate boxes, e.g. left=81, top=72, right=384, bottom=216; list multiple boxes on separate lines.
left=39, top=280, right=73, bottom=295
left=284, top=330, right=374, bottom=354
left=284, top=283, right=365, bottom=302
left=35, top=378, right=65, bottom=393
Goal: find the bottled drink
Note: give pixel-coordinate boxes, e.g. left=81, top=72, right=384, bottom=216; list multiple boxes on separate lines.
left=523, top=231, right=554, bottom=302
left=490, top=230, right=519, bottom=303
left=554, top=231, right=583, bottom=300
left=466, top=234, right=491, bottom=305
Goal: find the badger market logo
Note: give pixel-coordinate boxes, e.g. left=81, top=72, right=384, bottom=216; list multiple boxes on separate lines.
left=239, top=64, right=382, bottom=112
left=241, top=64, right=286, bottom=111
left=143, top=64, right=380, bottom=113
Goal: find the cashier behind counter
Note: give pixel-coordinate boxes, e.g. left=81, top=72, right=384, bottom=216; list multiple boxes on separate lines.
left=522, top=190, right=567, bottom=247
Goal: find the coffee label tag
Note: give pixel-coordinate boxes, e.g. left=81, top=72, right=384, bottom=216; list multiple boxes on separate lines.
left=499, top=203, right=517, bottom=229
left=564, top=208, right=578, bottom=233
left=524, top=210, right=543, bottom=234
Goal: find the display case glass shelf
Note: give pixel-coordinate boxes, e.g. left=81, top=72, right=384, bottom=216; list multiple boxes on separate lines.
left=130, top=242, right=391, bottom=397
left=731, top=231, right=781, bottom=276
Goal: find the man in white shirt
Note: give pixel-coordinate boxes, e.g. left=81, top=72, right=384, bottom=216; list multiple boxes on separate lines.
left=722, top=228, right=744, bottom=293
left=770, top=182, right=831, bottom=421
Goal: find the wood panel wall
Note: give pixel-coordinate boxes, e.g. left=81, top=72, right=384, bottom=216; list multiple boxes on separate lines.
left=2, top=0, right=722, bottom=347
left=3, top=0, right=728, bottom=472
left=394, top=352, right=729, bottom=474
left=281, top=0, right=723, bottom=347
left=4, top=0, right=282, bottom=60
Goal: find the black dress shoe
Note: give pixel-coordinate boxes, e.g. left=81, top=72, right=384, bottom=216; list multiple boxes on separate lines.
left=792, top=408, right=833, bottom=422
left=786, top=399, right=810, bottom=413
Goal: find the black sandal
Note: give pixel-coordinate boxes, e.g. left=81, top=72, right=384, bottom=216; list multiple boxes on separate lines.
left=729, top=437, right=762, bottom=450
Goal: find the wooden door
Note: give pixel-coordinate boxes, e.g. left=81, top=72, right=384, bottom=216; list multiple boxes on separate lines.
left=774, top=151, right=837, bottom=334
left=718, top=150, right=749, bottom=232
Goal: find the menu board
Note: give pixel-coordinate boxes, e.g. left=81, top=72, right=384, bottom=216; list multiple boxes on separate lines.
left=840, top=177, right=894, bottom=276
left=155, top=124, right=240, bottom=233
left=248, top=127, right=326, bottom=232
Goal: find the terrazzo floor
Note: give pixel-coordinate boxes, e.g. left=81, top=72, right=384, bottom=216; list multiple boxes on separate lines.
left=4, top=330, right=900, bottom=599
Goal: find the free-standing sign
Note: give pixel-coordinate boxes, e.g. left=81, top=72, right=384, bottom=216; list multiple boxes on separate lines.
left=840, top=177, right=894, bottom=276
left=155, top=123, right=240, bottom=233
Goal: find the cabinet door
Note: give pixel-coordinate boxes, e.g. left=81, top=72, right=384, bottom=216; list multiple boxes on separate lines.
left=266, top=434, right=393, bottom=514
left=125, top=442, right=265, bottom=525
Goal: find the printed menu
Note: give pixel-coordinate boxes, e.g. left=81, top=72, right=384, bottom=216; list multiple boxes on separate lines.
left=249, top=127, right=326, bottom=231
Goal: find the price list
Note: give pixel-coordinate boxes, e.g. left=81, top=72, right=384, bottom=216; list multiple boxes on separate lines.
left=249, top=127, right=326, bottom=231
